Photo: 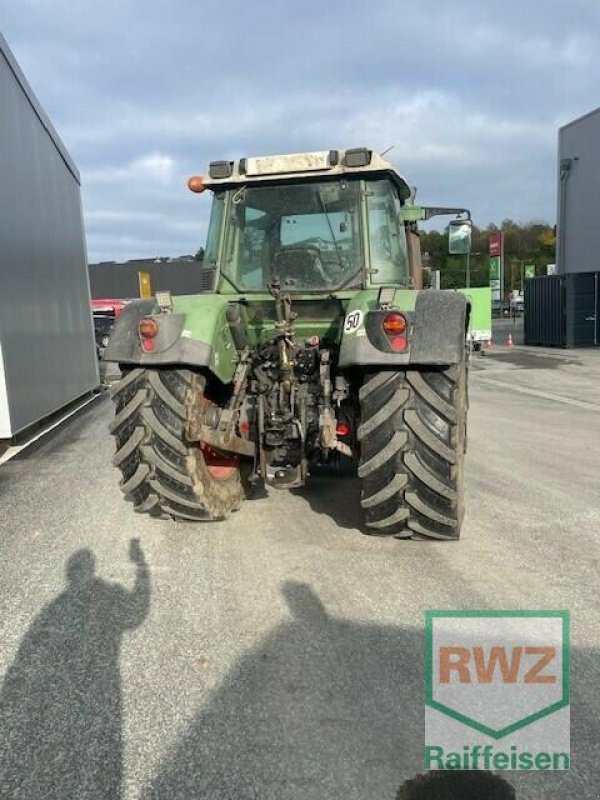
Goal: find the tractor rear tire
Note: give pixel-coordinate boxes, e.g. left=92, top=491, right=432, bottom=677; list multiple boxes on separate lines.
left=109, top=368, right=247, bottom=521
left=358, top=360, right=467, bottom=540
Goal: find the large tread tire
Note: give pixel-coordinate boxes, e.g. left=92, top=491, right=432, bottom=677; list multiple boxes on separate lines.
left=109, top=368, right=247, bottom=521
left=358, top=360, right=467, bottom=540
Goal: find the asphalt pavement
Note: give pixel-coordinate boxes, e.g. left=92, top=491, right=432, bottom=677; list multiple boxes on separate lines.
left=1, top=346, right=599, bottom=799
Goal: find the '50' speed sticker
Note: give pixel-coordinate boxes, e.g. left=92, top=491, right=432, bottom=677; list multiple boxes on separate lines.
left=344, top=310, right=363, bottom=333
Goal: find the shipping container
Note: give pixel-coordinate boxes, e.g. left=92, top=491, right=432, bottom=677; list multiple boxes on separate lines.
left=0, top=32, right=98, bottom=438
left=524, top=272, right=600, bottom=347
left=565, top=272, right=599, bottom=347
left=524, top=276, right=564, bottom=347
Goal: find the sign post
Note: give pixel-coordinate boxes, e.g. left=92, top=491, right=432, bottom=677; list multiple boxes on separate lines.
left=522, top=264, right=535, bottom=292
left=489, top=232, right=505, bottom=312
left=489, top=257, right=501, bottom=305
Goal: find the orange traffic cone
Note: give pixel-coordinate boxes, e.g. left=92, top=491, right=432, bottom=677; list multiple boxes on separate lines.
left=505, top=333, right=515, bottom=348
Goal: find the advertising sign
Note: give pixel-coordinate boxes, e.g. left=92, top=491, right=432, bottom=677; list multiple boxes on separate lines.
left=489, top=231, right=504, bottom=258
left=425, top=610, right=570, bottom=772
left=489, top=257, right=501, bottom=302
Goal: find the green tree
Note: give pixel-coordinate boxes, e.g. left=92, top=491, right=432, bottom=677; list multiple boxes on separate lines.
left=420, top=221, right=556, bottom=291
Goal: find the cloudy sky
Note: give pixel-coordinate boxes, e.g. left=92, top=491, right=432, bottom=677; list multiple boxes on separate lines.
left=3, top=1, right=600, bottom=262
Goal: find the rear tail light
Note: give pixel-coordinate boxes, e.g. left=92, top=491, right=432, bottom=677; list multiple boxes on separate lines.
left=382, top=312, right=407, bottom=335
left=139, top=318, right=159, bottom=339
left=389, top=335, right=408, bottom=352
left=381, top=312, right=408, bottom=352
left=336, top=421, right=350, bottom=437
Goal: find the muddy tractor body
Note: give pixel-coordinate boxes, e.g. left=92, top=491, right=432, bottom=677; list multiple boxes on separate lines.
left=105, top=147, right=472, bottom=539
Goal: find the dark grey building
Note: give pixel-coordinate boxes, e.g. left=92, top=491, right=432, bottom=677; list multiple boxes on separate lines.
left=557, top=107, right=600, bottom=274
left=89, top=257, right=203, bottom=299
left=0, top=32, right=98, bottom=438
left=526, top=108, right=600, bottom=348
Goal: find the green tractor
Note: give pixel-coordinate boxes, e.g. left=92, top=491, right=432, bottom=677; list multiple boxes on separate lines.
left=104, top=147, right=473, bottom=540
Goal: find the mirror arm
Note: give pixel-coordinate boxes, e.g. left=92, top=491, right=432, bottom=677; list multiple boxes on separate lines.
left=423, top=207, right=471, bottom=221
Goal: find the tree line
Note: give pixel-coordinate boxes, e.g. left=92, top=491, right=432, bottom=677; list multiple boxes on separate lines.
left=420, top=220, right=556, bottom=291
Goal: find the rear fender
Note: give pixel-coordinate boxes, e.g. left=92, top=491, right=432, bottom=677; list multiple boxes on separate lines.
left=102, top=297, right=238, bottom=383
left=338, top=290, right=468, bottom=367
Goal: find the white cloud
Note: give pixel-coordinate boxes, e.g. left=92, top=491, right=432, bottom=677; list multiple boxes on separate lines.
left=461, top=23, right=594, bottom=68
left=85, top=210, right=165, bottom=223
left=86, top=154, right=176, bottom=184
left=6, top=0, right=599, bottom=261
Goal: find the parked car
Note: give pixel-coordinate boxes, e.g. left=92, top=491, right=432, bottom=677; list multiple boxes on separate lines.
left=91, top=298, right=127, bottom=316
left=509, top=291, right=525, bottom=315
left=91, top=299, right=127, bottom=359
left=93, top=313, right=115, bottom=359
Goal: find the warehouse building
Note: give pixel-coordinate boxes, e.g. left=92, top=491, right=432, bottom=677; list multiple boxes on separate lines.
left=89, top=256, right=202, bottom=299
left=525, top=107, right=600, bottom=347
left=0, top=32, right=98, bottom=439
left=557, top=107, right=600, bottom=275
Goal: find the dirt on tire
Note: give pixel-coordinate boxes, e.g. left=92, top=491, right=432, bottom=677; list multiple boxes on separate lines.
left=109, top=368, right=247, bottom=521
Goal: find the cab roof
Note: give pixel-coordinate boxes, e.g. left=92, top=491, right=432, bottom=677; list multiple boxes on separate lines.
left=200, top=147, right=412, bottom=201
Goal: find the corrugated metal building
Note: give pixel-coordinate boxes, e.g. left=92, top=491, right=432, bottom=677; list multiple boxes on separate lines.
left=0, top=32, right=98, bottom=438
left=525, top=108, right=600, bottom=347
left=557, top=107, right=600, bottom=275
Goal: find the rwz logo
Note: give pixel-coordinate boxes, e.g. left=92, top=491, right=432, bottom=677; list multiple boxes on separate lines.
left=425, top=611, right=570, bottom=748
left=439, top=644, right=557, bottom=684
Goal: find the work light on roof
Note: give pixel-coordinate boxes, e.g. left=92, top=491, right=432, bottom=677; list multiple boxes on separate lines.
left=243, top=150, right=338, bottom=177
left=343, top=148, right=371, bottom=168
left=209, top=161, right=234, bottom=179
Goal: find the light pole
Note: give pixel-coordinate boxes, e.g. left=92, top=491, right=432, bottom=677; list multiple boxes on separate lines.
left=466, top=252, right=481, bottom=289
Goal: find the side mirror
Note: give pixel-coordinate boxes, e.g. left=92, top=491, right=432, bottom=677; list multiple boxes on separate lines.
left=448, top=219, right=472, bottom=254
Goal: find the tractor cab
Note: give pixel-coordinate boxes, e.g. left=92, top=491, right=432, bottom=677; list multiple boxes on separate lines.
left=189, top=148, right=418, bottom=294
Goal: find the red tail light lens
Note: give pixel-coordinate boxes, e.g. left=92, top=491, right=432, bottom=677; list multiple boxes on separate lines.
left=382, top=312, right=407, bottom=335
left=139, top=318, right=159, bottom=339
left=389, top=334, right=408, bottom=352
left=336, top=421, right=350, bottom=437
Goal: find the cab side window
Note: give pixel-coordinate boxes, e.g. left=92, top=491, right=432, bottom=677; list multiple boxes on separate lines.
left=365, top=180, right=409, bottom=284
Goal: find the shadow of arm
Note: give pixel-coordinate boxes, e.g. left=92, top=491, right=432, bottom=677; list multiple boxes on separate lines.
left=120, top=540, right=151, bottom=629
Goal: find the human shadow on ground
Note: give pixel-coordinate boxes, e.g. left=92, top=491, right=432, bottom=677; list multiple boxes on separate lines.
left=0, top=539, right=150, bottom=800
left=141, top=582, right=595, bottom=800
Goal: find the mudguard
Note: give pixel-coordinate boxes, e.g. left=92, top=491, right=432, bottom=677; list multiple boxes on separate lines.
left=338, top=290, right=469, bottom=367
left=102, top=298, right=238, bottom=383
